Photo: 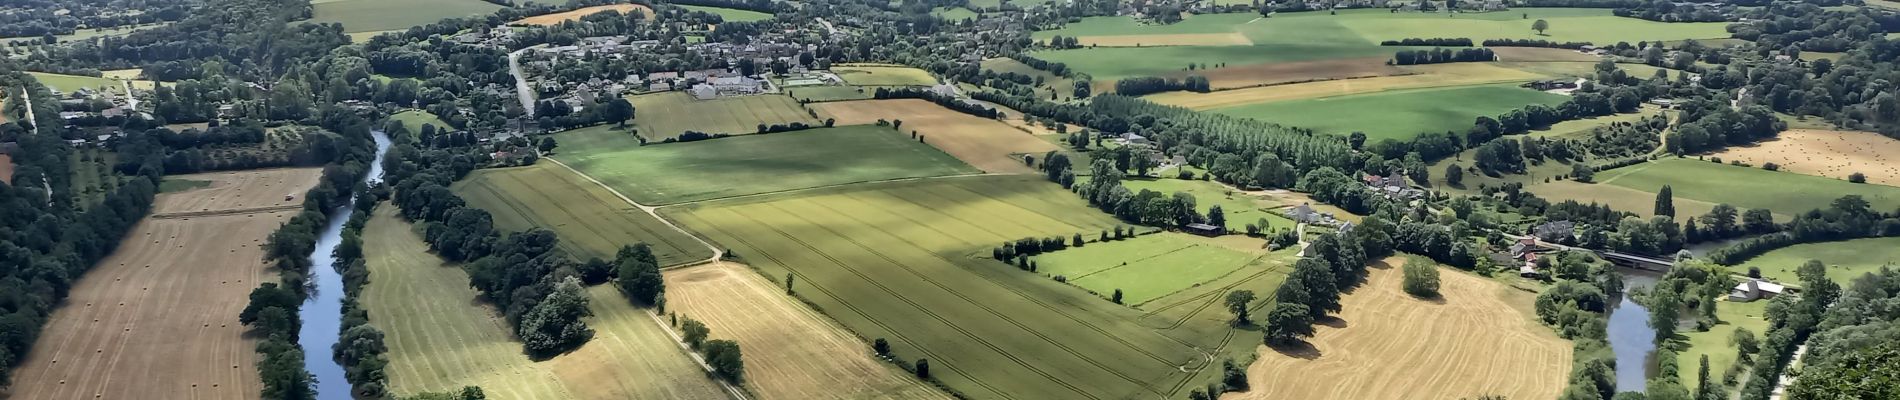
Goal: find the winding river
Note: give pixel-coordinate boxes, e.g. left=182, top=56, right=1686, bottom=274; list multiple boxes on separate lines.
left=298, top=130, right=391, bottom=399
left=1606, top=268, right=1661, bottom=393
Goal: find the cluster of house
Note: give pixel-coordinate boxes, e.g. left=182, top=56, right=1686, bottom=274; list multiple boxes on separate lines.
left=527, top=36, right=825, bottom=103
left=1286, top=203, right=1353, bottom=231
left=1362, top=171, right=1424, bottom=200
left=54, top=87, right=147, bottom=124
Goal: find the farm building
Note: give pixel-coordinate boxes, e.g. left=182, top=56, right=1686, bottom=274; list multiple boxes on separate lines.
left=1182, top=223, right=1223, bottom=237
left=1729, top=278, right=1788, bottom=302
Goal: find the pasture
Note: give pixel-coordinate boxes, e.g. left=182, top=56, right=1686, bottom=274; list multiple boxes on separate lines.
left=511, top=4, right=653, bottom=26
left=5, top=169, right=323, bottom=400
left=450, top=162, right=713, bottom=266
left=1673, top=300, right=1768, bottom=390
left=389, top=109, right=450, bottom=133
left=681, top=5, right=773, bottom=22
left=814, top=99, right=1060, bottom=174
left=1526, top=180, right=1727, bottom=221
left=664, top=262, right=952, bottom=400
left=553, top=124, right=978, bottom=205
left=1144, top=63, right=1548, bottom=110
left=1710, top=129, right=1900, bottom=186
left=1032, top=232, right=1270, bottom=305
left=359, top=206, right=729, bottom=399
left=665, top=175, right=1255, bottom=400
left=306, top=0, right=504, bottom=33
left=627, top=92, right=818, bottom=139
left=832, top=65, right=939, bottom=86
left=28, top=71, right=153, bottom=94
left=1596, top=157, right=1900, bottom=215
left=1208, top=84, right=1570, bottom=142
left=1232, top=257, right=1572, bottom=400
left=1733, top=237, right=1900, bottom=286
left=1120, top=178, right=1295, bottom=232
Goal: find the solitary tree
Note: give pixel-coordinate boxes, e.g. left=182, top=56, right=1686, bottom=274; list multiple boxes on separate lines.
left=1111, top=289, right=1124, bottom=304
left=1402, top=260, right=1440, bottom=298
left=1532, top=19, right=1550, bottom=35
left=1655, top=185, right=1676, bottom=218
left=915, top=359, right=931, bottom=379
left=1225, top=290, right=1257, bottom=325
left=785, top=273, right=795, bottom=294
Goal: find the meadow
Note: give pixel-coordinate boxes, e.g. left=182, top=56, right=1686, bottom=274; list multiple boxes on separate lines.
left=1733, top=237, right=1900, bottom=285
left=681, top=5, right=773, bottom=22
left=1597, top=157, right=1900, bottom=215
left=627, top=92, right=819, bottom=139
left=306, top=0, right=504, bottom=33
left=1673, top=300, right=1768, bottom=391
left=931, top=7, right=981, bottom=21
left=553, top=124, right=978, bottom=205
left=359, top=206, right=729, bottom=399
left=1144, top=63, right=1547, bottom=109
left=665, top=175, right=1256, bottom=400
left=450, top=162, right=714, bottom=266
left=1208, top=84, right=1570, bottom=142
left=784, top=85, right=873, bottom=102
left=389, top=109, right=450, bottom=133
left=832, top=65, right=940, bottom=86
left=1120, top=178, right=1295, bottom=232
left=1526, top=180, right=1727, bottom=220
left=29, top=71, right=153, bottom=94
left=1033, top=232, right=1269, bottom=305
left=814, top=99, right=1060, bottom=174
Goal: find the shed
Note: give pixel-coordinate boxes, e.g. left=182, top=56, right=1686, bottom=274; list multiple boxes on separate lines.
left=1729, top=278, right=1787, bottom=302
left=1183, top=223, right=1223, bottom=237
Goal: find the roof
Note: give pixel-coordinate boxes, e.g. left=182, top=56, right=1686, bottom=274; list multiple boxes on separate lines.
left=1734, top=279, right=1787, bottom=294
left=1184, top=223, right=1220, bottom=231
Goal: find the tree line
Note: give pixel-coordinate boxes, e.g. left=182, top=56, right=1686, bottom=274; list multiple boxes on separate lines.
left=1111, top=75, right=1210, bottom=96
left=1390, top=47, right=1496, bottom=66
left=1379, top=38, right=1473, bottom=47
left=1707, top=195, right=1900, bottom=265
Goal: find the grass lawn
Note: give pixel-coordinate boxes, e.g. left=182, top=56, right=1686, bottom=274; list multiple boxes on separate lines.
left=389, top=109, right=450, bottom=133
left=306, top=0, right=505, bottom=33
left=664, top=175, right=1260, bottom=399
left=784, top=85, right=873, bottom=102
left=1209, top=83, right=1570, bottom=142
left=1597, top=157, right=1900, bottom=215
left=1121, top=178, right=1296, bottom=232
left=680, top=4, right=772, bottom=22
left=932, top=6, right=980, bottom=21
left=1673, top=300, right=1769, bottom=390
left=28, top=72, right=149, bottom=94
left=450, top=162, right=714, bottom=266
left=1732, top=237, right=1900, bottom=286
left=627, top=92, right=819, bottom=139
left=1033, top=232, right=1270, bottom=305
left=552, top=124, right=978, bottom=205
left=832, top=65, right=939, bottom=86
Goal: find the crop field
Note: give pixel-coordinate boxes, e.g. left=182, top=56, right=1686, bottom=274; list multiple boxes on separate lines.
left=1495, top=61, right=1671, bottom=81
left=511, top=4, right=654, bottom=26
left=832, top=65, right=939, bottom=86
left=1710, top=129, right=1900, bottom=186
left=664, top=262, right=951, bottom=400
left=1328, top=9, right=1730, bottom=45
left=1673, top=300, right=1767, bottom=390
left=150, top=168, right=320, bottom=215
left=1120, top=178, right=1295, bottom=232
left=1232, top=257, right=1572, bottom=400
left=1526, top=180, right=1727, bottom=221
left=1595, top=157, right=1900, bottom=215
left=6, top=169, right=323, bottom=400
left=359, top=206, right=729, bottom=399
left=627, top=92, right=819, bottom=139
left=1144, top=63, right=1548, bottom=110
left=665, top=175, right=1248, bottom=400
left=814, top=99, right=1060, bottom=174
left=1208, top=84, right=1570, bottom=142
left=1132, top=57, right=1404, bottom=91
left=553, top=123, right=978, bottom=205
left=784, top=85, right=873, bottom=102
left=306, top=0, right=505, bottom=33
left=390, top=109, right=451, bottom=133
left=1030, top=44, right=1397, bottom=81
left=450, top=162, right=713, bottom=266
left=681, top=5, right=773, bottom=22
left=1491, top=47, right=1606, bottom=62
left=1733, top=237, right=1900, bottom=285
left=1032, top=232, right=1271, bottom=305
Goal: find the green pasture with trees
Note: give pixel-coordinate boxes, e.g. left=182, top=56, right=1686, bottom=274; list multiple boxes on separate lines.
left=305, top=0, right=505, bottom=33
left=450, top=162, right=714, bottom=266
left=390, top=109, right=451, bottom=134
left=1732, top=237, right=1900, bottom=285
left=680, top=5, right=773, bottom=22
left=1030, top=232, right=1273, bottom=305
left=1209, top=84, right=1569, bottom=142
left=1120, top=178, right=1296, bottom=232
left=552, top=124, right=979, bottom=205
left=1597, top=157, right=1900, bottom=215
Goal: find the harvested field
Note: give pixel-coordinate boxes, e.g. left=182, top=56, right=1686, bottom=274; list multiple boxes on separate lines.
left=1076, top=33, right=1251, bottom=47
left=814, top=99, right=1059, bottom=174
left=151, top=168, right=322, bottom=215
left=510, top=4, right=653, bottom=26
left=1709, top=129, right=1900, bottom=186
left=832, top=65, right=939, bottom=86
left=1145, top=63, right=1548, bottom=110
left=1207, top=83, right=1569, bottom=142
left=664, top=262, right=951, bottom=400
left=6, top=169, right=324, bottom=400
left=1227, top=257, right=1572, bottom=400
left=1493, top=47, right=1605, bottom=62
left=627, top=92, right=819, bottom=140
left=451, top=162, right=714, bottom=266
left=360, top=206, right=729, bottom=399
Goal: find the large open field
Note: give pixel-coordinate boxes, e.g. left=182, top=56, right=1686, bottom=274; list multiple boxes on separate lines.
left=1145, top=63, right=1549, bottom=111
left=1709, top=129, right=1900, bottom=186
left=664, top=262, right=951, bottom=399
left=1732, top=236, right=1900, bottom=286
left=151, top=167, right=321, bottom=215
left=553, top=123, right=978, bottom=205
left=832, top=65, right=939, bottom=86
left=1526, top=180, right=1727, bottom=221
left=306, top=0, right=505, bottom=33
left=1594, top=157, right=1900, bottom=215
left=1208, top=83, right=1570, bottom=142
left=450, top=162, right=713, bottom=266
left=680, top=5, right=773, bottom=22
left=1229, top=257, right=1572, bottom=400
left=665, top=175, right=1249, bottom=400
left=511, top=4, right=653, bottom=26
left=814, top=99, right=1059, bottom=174
left=628, top=92, right=819, bottom=139
left=359, top=206, right=730, bottom=399
left=1120, top=178, right=1295, bottom=232
left=6, top=169, right=323, bottom=400
left=1033, top=232, right=1271, bottom=305
left=28, top=71, right=155, bottom=94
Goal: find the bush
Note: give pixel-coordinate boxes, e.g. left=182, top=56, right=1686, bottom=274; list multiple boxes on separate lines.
left=1849, top=172, right=1867, bottom=183
left=1402, top=260, right=1441, bottom=297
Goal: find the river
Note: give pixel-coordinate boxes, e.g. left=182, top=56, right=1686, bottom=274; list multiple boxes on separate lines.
left=1605, top=267, right=1661, bottom=393
left=298, top=130, right=391, bottom=399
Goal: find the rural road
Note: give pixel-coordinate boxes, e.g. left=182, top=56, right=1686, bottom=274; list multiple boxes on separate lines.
left=20, top=88, right=37, bottom=135
left=121, top=80, right=139, bottom=110
left=508, top=47, right=537, bottom=117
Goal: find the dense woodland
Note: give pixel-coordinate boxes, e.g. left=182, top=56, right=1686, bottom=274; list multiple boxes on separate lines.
left=0, top=0, right=194, bottom=38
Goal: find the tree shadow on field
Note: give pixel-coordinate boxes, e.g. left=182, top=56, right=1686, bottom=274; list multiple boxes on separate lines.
left=1315, top=315, right=1348, bottom=329
left=1409, top=292, right=1449, bottom=305
left=1268, top=340, right=1322, bottom=360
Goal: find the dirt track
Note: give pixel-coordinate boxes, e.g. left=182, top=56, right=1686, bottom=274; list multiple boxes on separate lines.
left=1711, top=129, right=1900, bottom=186
left=815, top=99, right=1057, bottom=174
left=154, top=168, right=321, bottom=215
left=5, top=168, right=321, bottom=400
left=1224, top=258, right=1571, bottom=400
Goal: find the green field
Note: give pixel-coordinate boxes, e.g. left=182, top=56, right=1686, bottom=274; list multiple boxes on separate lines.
left=450, top=162, right=715, bottom=266
left=1673, top=300, right=1768, bottom=390
left=932, top=6, right=980, bottom=21
left=29, top=72, right=129, bottom=94
left=390, top=109, right=450, bottom=133
left=680, top=4, right=772, bottom=22
left=1209, top=84, right=1570, bottom=142
left=664, top=175, right=1266, bottom=400
left=1598, top=157, right=1900, bottom=215
left=627, top=92, right=819, bottom=139
left=784, top=85, right=873, bottom=102
left=307, top=0, right=505, bottom=33
left=1732, top=237, right=1900, bottom=286
left=1033, top=232, right=1274, bottom=305
left=1121, top=178, right=1296, bottom=232
left=360, top=206, right=727, bottom=399
left=552, top=124, right=979, bottom=205
left=832, top=65, right=939, bottom=86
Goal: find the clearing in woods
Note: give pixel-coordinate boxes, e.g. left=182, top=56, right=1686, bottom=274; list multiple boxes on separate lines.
left=359, top=206, right=728, bottom=399
left=450, top=162, right=714, bottom=266
left=663, top=262, right=952, bottom=400
left=1709, top=129, right=1900, bottom=186
left=0, top=153, right=12, bottom=185
left=627, top=92, right=820, bottom=140
left=1231, top=257, right=1572, bottom=400
left=1593, top=157, right=1900, bottom=215
left=1208, top=83, right=1571, bottom=142
left=510, top=4, right=654, bottom=26
left=306, top=0, right=505, bottom=33
left=1030, top=232, right=1274, bottom=305
left=814, top=99, right=1060, bottom=174
left=5, top=168, right=325, bottom=400
left=1143, top=63, right=1549, bottom=110
left=664, top=175, right=1259, bottom=400
left=28, top=71, right=156, bottom=94
left=553, top=123, right=978, bottom=205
